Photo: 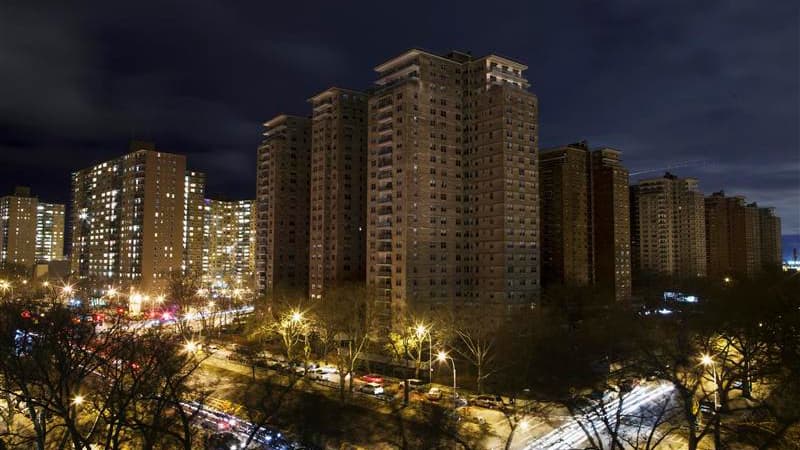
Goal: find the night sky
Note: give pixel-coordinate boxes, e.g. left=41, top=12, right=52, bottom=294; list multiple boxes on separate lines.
left=1, top=1, right=798, bottom=246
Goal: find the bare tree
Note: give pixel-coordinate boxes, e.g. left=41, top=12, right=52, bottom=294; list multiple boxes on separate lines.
left=0, top=301, right=208, bottom=449
left=448, top=308, right=499, bottom=394
left=313, top=284, right=376, bottom=400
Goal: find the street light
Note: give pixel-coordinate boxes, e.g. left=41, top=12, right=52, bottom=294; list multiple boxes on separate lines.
left=290, top=310, right=303, bottom=323
left=183, top=341, right=199, bottom=354
left=699, top=353, right=719, bottom=409
left=71, top=395, right=85, bottom=406
left=699, top=353, right=722, bottom=448
left=415, top=323, right=432, bottom=384
left=437, top=350, right=457, bottom=410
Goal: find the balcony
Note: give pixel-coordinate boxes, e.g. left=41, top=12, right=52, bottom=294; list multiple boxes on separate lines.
left=376, top=111, right=393, bottom=124
left=376, top=63, right=420, bottom=86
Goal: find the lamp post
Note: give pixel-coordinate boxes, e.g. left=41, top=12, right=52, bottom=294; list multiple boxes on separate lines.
left=437, top=350, right=457, bottom=410
left=415, top=323, right=432, bottom=384
left=700, top=353, right=722, bottom=448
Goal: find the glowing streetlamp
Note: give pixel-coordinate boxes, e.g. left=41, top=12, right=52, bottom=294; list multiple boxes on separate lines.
left=437, top=350, right=457, bottom=410
left=290, top=310, right=303, bottom=323
left=183, top=341, right=199, bottom=354
left=700, top=353, right=722, bottom=447
left=723, top=277, right=732, bottom=284
left=72, top=395, right=85, bottom=406
left=415, top=323, right=433, bottom=383
left=61, top=284, right=74, bottom=296
left=106, top=287, right=118, bottom=298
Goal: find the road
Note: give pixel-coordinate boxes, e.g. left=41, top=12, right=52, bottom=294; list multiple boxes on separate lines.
left=523, top=382, right=675, bottom=449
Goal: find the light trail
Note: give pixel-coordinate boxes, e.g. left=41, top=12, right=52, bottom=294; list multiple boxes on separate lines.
left=121, top=305, right=254, bottom=331
left=525, top=382, right=674, bottom=449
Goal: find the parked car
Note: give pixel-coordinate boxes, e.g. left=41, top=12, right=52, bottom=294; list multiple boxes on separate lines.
left=426, top=387, right=442, bottom=401
left=360, top=382, right=385, bottom=396
left=361, top=373, right=384, bottom=384
left=399, top=378, right=427, bottom=391
left=308, top=367, right=338, bottom=380
left=469, top=394, right=505, bottom=410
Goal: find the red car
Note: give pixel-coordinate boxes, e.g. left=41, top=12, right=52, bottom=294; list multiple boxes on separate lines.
left=360, top=373, right=384, bottom=384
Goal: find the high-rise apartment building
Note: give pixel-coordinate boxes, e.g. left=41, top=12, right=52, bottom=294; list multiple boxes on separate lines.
left=183, top=171, right=206, bottom=274
left=704, top=192, right=763, bottom=278
left=308, top=88, right=368, bottom=299
left=71, top=142, right=186, bottom=291
left=539, top=144, right=591, bottom=286
left=631, top=173, right=707, bottom=279
left=255, top=115, right=311, bottom=296
left=203, top=199, right=256, bottom=288
left=538, top=142, right=630, bottom=301
left=366, top=49, right=539, bottom=330
left=591, top=148, right=632, bottom=301
left=0, top=187, right=39, bottom=267
left=758, top=206, right=782, bottom=268
left=35, top=202, right=65, bottom=263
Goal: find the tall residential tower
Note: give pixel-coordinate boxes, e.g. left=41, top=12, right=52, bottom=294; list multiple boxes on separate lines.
left=308, top=88, right=368, bottom=299
left=631, top=173, right=707, bottom=279
left=366, top=49, right=540, bottom=330
left=71, top=142, right=186, bottom=291
left=255, top=115, right=311, bottom=296
left=538, top=142, right=631, bottom=301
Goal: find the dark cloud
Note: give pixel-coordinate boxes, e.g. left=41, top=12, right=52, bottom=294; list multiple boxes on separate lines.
left=0, top=0, right=797, bottom=233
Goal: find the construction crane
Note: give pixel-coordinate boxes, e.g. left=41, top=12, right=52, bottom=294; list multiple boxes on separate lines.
left=629, top=159, right=711, bottom=176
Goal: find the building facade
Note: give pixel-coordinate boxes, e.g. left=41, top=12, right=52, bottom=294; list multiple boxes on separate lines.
left=538, top=143, right=630, bottom=301
left=183, top=171, right=206, bottom=275
left=704, top=192, right=765, bottom=279
left=366, top=49, right=540, bottom=330
left=631, top=173, right=707, bottom=279
left=0, top=187, right=39, bottom=267
left=539, top=144, right=591, bottom=286
left=35, top=202, right=65, bottom=263
left=591, top=148, right=632, bottom=301
left=308, top=88, right=368, bottom=299
left=758, top=207, right=782, bottom=268
left=203, top=199, right=256, bottom=288
left=255, top=115, right=311, bottom=296
left=71, top=142, right=186, bottom=291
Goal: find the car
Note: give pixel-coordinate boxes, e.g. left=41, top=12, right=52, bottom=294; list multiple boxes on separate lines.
left=426, top=387, right=442, bottom=401
left=469, top=394, right=505, bottom=409
left=399, top=378, right=427, bottom=391
left=308, top=367, right=338, bottom=380
left=360, top=382, right=384, bottom=395
left=361, top=373, right=384, bottom=384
